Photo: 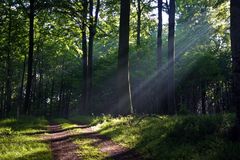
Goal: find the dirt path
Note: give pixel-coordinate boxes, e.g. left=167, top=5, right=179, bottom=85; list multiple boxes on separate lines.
left=44, top=124, right=145, bottom=160
left=45, top=125, right=80, bottom=160
left=78, top=125, right=145, bottom=160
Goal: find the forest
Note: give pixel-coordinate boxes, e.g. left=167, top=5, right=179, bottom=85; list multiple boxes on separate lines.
left=0, top=0, right=240, bottom=159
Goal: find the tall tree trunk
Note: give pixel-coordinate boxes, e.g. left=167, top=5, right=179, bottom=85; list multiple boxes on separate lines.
left=87, top=0, right=100, bottom=113
left=6, top=2, right=12, bottom=117
left=157, top=0, right=164, bottom=113
left=81, top=0, right=88, bottom=114
left=230, top=0, right=240, bottom=140
left=201, top=81, right=206, bottom=114
left=167, top=0, right=176, bottom=115
left=49, top=79, right=55, bottom=118
left=37, top=53, right=43, bottom=110
left=117, top=0, right=133, bottom=115
left=0, top=85, right=5, bottom=118
left=157, top=0, right=163, bottom=68
left=136, top=0, right=141, bottom=47
left=18, top=53, right=26, bottom=117
left=24, top=0, right=34, bottom=115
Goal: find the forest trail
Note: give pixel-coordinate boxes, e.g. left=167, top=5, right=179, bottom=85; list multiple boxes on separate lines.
left=45, top=125, right=80, bottom=160
left=78, top=125, right=144, bottom=160
left=44, top=124, right=145, bottom=160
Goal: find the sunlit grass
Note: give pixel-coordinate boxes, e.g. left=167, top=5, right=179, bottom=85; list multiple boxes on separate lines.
left=0, top=117, right=52, bottom=160
left=53, top=117, right=109, bottom=160
left=51, top=118, right=78, bottom=129
left=74, top=137, right=109, bottom=160
left=72, top=114, right=240, bottom=160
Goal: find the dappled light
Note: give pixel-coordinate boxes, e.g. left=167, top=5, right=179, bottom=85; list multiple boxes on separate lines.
left=1, top=0, right=240, bottom=159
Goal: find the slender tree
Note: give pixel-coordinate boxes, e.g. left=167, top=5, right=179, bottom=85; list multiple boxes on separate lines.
left=24, top=0, right=35, bottom=115
left=167, top=0, right=176, bottom=114
left=136, top=0, right=141, bottom=47
left=117, top=0, right=133, bottom=115
left=230, top=0, right=240, bottom=140
left=81, top=0, right=88, bottom=114
left=87, top=0, right=100, bottom=113
left=157, top=0, right=163, bottom=68
left=156, top=0, right=164, bottom=113
left=5, top=1, right=12, bottom=117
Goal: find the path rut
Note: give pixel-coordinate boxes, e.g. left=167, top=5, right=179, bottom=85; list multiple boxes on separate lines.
left=44, top=124, right=145, bottom=160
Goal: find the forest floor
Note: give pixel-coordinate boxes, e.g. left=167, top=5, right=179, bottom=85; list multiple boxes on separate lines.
left=44, top=121, right=144, bottom=160
left=1, top=114, right=240, bottom=160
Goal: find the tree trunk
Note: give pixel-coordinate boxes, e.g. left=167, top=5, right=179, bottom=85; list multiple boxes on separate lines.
left=230, top=0, right=240, bottom=140
left=201, top=81, right=206, bottom=114
left=81, top=0, right=88, bottom=114
left=49, top=79, right=54, bottom=118
left=0, top=85, right=5, bottom=118
left=117, top=0, right=133, bottom=115
left=18, top=53, right=26, bottom=117
left=157, top=0, right=164, bottom=113
left=5, top=2, right=12, bottom=117
left=136, top=0, right=141, bottom=47
left=24, top=0, right=34, bottom=115
left=157, top=0, right=163, bottom=68
left=87, top=0, right=100, bottom=114
left=167, top=0, right=176, bottom=115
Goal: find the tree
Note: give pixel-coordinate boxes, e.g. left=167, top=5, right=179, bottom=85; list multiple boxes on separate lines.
left=167, top=0, right=176, bottom=114
left=81, top=0, right=88, bottom=114
left=230, top=0, right=240, bottom=140
left=136, top=0, right=141, bottom=47
left=117, top=0, right=133, bottom=115
left=157, top=0, right=163, bottom=68
left=87, top=0, right=100, bottom=113
left=24, top=0, right=35, bottom=115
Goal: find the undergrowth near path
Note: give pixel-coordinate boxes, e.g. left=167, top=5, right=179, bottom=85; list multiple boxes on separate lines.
left=0, top=117, right=52, bottom=160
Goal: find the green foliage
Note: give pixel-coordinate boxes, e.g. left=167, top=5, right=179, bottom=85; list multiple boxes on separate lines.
left=74, top=138, right=108, bottom=160
left=0, top=117, right=51, bottom=160
left=72, top=114, right=239, bottom=160
left=51, top=118, right=78, bottom=129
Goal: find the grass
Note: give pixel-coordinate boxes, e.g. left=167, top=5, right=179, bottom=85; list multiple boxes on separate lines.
left=50, top=118, right=78, bottom=129
left=52, top=117, right=108, bottom=160
left=70, top=114, right=240, bottom=160
left=0, top=117, right=52, bottom=160
left=74, top=137, right=109, bottom=160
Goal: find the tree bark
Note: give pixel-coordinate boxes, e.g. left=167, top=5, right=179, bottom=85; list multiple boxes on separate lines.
left=201, top=81, right=206, bottom=114
left=5, top=2, right=12, bottom=117
left=87, top=0, right=100, bottom=113
left=50, top=79, right=55, bottom=118
left=24, top=0, right=34, bottom=115
left=18, top=53, right=26, bottom=117
left=81, top=0, right=88, bottom=114
left=167, top=0, right=176, bottom=115
left=157, top=0, right=164, bottom=113
left=157, top=0, right=163, bottom=68
left=117, top=0, right=133, bottom=115
left=230, top=0, right=240, bottom=140
left=136, top=0, right=141, bottom=47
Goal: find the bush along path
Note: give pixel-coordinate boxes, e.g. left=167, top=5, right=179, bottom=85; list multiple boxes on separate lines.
left=43, top=122, right=145, bottom=160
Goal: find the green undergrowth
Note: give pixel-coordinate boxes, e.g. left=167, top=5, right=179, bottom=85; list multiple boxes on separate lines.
left=70, top=114, right=240, bottom=160
left=0, top=117, right=52, bottom=160
left=53, top=118, right=108, bottom=160
left=74, top=137, right=109, bottom=160
left=51, top=118, right=78, bottom=129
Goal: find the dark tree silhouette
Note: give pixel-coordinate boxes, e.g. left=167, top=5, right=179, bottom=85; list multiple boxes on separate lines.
left=230, top=0, right=240, bottom=140
left=167, top=0, right=176, bottom=114
left=117, top=0, right=133, bottom=115
left=24, top=0, right=34, bottom=115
